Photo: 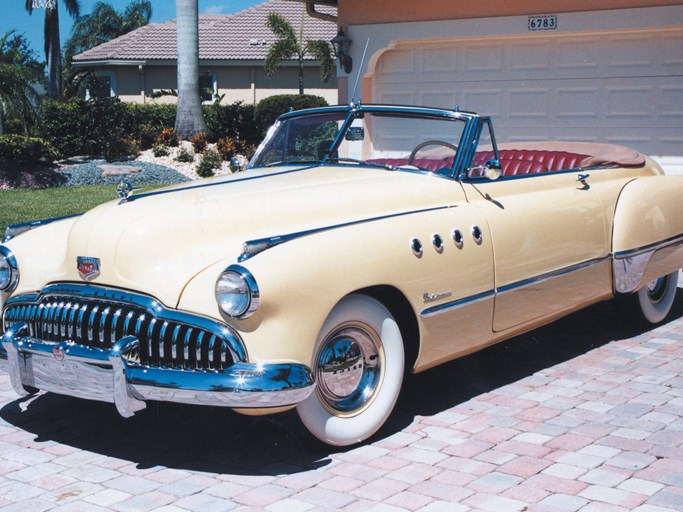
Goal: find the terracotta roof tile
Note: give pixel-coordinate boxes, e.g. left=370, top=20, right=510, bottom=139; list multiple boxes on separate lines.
left=73, top=0, right=337, bottom=62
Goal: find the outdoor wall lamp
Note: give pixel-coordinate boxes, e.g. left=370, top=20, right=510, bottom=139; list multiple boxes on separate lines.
left=331, top=29, right=353, bottom=74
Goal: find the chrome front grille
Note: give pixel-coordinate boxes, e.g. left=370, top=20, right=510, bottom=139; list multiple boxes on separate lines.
left=2, top=284, right=246, bottom=371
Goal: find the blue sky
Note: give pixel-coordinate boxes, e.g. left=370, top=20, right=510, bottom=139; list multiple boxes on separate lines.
left=2, top=0, right=263, bottom=58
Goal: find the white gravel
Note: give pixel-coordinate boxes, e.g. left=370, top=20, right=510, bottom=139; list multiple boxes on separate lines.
left=136, top=141, right=234, bottom=180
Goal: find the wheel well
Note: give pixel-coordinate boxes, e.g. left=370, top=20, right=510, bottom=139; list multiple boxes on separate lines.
left=356, top=285, right=420, bottom=373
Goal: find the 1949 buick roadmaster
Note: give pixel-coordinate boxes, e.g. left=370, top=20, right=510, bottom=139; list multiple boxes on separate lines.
left=1, top=103, right=683, bottom=446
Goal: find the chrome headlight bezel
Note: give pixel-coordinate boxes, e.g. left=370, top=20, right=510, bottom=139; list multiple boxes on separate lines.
left=0, top=246, right=19, bottom=292
left=215, top=264, right=259, bottom=319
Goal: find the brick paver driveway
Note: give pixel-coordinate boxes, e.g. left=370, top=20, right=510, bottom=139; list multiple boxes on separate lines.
left=1, top=286, right=682, bottom=512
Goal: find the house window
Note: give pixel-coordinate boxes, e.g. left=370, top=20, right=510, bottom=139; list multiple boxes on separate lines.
left=200, top=72, right=217, bottom=103
left=86, top=72, right=116, bottom=99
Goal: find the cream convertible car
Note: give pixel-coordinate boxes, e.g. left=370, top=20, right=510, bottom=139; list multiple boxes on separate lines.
left=2, top=104, right=683, bottom=446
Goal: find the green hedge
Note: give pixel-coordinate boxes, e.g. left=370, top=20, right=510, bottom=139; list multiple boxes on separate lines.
left=254, top=94, right=329, bottom=138
left=0, top=134, right=60, bottom=164
left=37, top=95, right=328, bottom=160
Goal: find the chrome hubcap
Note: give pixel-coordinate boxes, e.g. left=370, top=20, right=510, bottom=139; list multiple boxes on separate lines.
left=646, top=277, right=666, bottom=303
left=316, top=325, right=382, bottom=414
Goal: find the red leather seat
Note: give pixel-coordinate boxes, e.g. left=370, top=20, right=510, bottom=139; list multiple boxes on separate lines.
left=472, top=150, right=589, bottom=176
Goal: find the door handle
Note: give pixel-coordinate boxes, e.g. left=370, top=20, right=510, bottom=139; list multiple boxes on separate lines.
left=576, top=173, right=590, bottom=189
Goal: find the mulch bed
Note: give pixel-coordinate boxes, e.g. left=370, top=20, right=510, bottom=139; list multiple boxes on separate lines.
left=0, top=160, right=67, bottom=190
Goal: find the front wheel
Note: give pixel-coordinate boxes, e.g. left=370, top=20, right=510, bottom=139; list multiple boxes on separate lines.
left=617, top=271, right=679, bottom=325
left=297, top=294, right=404, bottom=446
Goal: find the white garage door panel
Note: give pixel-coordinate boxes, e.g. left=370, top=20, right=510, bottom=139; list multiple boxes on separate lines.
left=374, top=29, right=683, bottom=156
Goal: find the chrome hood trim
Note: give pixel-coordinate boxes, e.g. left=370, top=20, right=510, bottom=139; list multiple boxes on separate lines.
left=239, top=205, right=453, bottom=262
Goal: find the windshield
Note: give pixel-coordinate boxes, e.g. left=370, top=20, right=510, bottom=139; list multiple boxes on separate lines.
left=250, top=109, right=467, bottom=176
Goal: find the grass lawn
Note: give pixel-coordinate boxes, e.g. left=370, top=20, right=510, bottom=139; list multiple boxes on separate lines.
left=0, top=185, right=119, bottom=235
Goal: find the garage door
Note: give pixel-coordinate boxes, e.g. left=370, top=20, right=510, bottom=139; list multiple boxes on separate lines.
left=373, top=29, right=683, bottom=158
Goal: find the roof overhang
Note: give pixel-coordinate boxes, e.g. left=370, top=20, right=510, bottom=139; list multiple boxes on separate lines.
left=72, top=59, right=325, bottom=68
left=285, top=0, right=337, bottom=5
left=283, top=0, right=338, bottom=23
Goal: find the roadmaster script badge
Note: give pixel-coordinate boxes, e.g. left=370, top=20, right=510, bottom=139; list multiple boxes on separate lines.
left=77, top=256, right=101, bottom=281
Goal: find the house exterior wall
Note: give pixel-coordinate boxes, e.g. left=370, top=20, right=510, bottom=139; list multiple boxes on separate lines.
left=338, top=0, right=683, bottom=25
left=95, top=64, right=337, bottom=105
left=333, top=0, right=683, bottom=172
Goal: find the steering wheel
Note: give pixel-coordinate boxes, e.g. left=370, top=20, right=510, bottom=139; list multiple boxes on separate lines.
left=408, top=140, right=458, bottom=165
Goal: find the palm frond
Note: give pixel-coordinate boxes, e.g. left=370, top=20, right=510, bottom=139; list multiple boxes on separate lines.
left=264, top=39, right=298, bottom=77
left=305, top=39, right=335, bottom=83
left=64, top=0, right=81, bottom=18
left=266, top=12, right=297, bottom=45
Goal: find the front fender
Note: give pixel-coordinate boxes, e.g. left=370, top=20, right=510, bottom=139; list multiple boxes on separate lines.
left=612, top=175, right=683, bottom=293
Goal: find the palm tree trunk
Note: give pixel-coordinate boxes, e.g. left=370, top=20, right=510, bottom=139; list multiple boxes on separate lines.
left=46, top=5, right=62, bottom=100
left=174, top=0, right=205, bottom=139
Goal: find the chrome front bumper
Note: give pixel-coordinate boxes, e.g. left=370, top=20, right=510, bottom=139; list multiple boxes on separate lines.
left=0, top=322, right=315, bottom=417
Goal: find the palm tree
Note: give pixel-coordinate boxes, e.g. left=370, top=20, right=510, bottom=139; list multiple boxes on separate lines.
left=62, top=0, right=152, bottom=98
left=174, top=0, right=205, bottom=139
left=64, top=0, right=152, bottom=58
left=0, top=31, right=44, bottom=134
left=264, top=8, right=335, bottom=95
left=25, top=0, right=81, bottom=100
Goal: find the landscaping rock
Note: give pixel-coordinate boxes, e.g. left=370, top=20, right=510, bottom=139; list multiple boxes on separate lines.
left=99, top=164, right=142, bottom=177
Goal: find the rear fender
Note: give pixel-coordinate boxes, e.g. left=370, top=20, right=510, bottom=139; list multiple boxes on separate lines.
left=612, top=175, right=683, bottom=293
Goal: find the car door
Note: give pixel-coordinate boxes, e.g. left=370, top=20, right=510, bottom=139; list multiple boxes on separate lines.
left=460, top=121, right=613, bottom=333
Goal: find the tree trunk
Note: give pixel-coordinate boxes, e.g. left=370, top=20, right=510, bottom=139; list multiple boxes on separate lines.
left=174, top=0, right=205, bottom=139
left=46, top=5, right=62, bottom=100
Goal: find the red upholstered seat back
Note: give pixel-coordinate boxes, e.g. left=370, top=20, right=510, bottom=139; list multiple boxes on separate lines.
left=366, top=150, right=588, bottom=176
left=472, top=150, right=589, bottom=176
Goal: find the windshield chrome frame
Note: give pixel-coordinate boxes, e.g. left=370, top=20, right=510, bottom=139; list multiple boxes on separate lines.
left=248, top=104, right=480, bottom=180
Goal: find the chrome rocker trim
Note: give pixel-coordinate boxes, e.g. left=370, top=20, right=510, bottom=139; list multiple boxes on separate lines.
left=0, top=322, right=315, bottom=417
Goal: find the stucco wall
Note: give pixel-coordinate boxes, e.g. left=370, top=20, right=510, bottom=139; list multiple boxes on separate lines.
left=339, top=0, right=683, bottom=25
left=90, top=64, right=337, bottom=106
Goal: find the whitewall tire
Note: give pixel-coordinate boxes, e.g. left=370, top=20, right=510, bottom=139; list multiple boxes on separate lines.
left=297, top=294, right=404, bottom=446
left=618, top=271, right=679, bottom=325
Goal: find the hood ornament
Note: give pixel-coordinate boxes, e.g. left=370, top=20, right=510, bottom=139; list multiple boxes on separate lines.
left=117, top=179, right=133, bottom=204
left=77, top=256, right=101, bottom=281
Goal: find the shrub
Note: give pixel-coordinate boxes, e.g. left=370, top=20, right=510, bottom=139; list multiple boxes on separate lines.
left=152, top=144, right=169, bottom=157
left=0, top=134, right=60, bottom=163
left=124, top=103, right=176, bottom=139
left=203, top=101, right=260, bottom=146
left=175, top=146, right=195, bottom=163
left=139, top=126, right=160, bottom=150
left=254, top=94, right=328, bottom=138
left=156, top=128, right=179, bottom=147
left=215, top=137, right=239, bottom=161
left=196, top=149, right=221, bottom=178
left=4, top=118, right=25, bottom=135
left=190, top=132, right=208, bottom=153
left=39, top=98, right=89, bottom=157
left=39, top=97, right=130, bottom=160
left=85, top=97, right=129, bottom=160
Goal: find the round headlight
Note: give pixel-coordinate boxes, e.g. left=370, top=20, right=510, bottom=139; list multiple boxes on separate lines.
left=215, top=265, right=259, bottom=318
left=0, top=246, right=19, bottom=292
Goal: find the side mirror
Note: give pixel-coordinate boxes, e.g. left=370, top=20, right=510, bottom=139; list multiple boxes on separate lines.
left=467, top=159, right=503, bottom=180
left=484, top=159, right=502, bottom=180
left=345, top=126, right=365, bottom=141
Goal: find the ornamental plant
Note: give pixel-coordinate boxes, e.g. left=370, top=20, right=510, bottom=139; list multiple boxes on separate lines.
left=190, top=132, right=208, bottom=153
left=196, top=149, right=221, bottom=178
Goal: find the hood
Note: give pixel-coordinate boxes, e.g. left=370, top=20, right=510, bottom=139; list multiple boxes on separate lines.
left=60, top=166, right=461, bottom=307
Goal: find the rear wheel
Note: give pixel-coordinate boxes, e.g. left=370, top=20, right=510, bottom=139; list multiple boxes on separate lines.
left=297, top=294, right=404, bottom=446
left=617, top=271, right=679, bottom=324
